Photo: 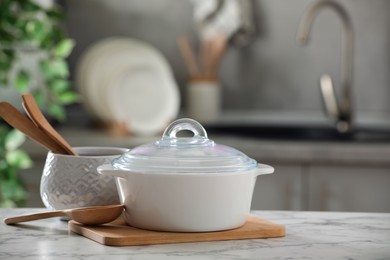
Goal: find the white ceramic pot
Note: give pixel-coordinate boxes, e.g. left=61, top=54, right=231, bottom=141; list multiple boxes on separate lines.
left=98, top=119, right=274, bottom=232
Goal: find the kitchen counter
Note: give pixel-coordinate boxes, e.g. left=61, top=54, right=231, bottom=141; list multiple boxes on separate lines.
left=21, top=125, right=390, bottom=166
left=1, top=209, right=389, bottom=259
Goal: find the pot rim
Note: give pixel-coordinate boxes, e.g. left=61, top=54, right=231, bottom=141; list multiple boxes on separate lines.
left=98, top=163, right=274, bottom=177
left=48, top=146, right=129, bottom=158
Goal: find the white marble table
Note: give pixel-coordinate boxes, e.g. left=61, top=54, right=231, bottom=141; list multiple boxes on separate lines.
left=1, top=209, right=389, bottom=259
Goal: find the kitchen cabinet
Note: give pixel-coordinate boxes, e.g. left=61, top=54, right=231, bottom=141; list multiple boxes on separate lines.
left=251, top=162, right=390, bottom=213
left=251, top=164, right=304, bottom=211
left=308, top=165, right=390, bottom=212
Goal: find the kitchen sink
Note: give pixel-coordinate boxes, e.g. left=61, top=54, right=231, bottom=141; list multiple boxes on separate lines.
left=206, top=123, right=390, bottom=142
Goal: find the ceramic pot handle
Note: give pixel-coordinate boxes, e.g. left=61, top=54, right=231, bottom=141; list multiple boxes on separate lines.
left=255, top=164, right=275, bottom=176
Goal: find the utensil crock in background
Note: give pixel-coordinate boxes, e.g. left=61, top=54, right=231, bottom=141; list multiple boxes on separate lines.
left=40, top=146, right=128, bottom=210
left=187, top=79, right=221, bottom=124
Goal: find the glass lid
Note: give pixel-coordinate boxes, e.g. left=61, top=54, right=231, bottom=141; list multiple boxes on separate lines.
left=112, top=118, right=258, bottom=174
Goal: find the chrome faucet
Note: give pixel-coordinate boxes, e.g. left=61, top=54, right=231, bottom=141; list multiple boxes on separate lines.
left=296, top=0, right=354, bottom=133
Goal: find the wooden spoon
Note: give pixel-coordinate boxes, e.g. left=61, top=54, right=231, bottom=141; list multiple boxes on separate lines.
left=22, top=94, right=77, bottom=156
left=4, top=205, right=124, bottom=225
left=0, top=102, right=68, bottom=154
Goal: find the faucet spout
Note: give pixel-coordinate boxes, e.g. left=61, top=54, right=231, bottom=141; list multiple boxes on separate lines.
left=296, top=0, right=354, bottom=133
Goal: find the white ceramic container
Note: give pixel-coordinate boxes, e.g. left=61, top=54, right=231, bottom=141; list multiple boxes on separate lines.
left=187, top=80, right=221, bottom=124
left=98, top=119, right=274, bottom=232
left=41, top=146, right=129, bottom=210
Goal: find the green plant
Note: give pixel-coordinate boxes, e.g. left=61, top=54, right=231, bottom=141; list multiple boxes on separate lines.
left=0, top=126, right=33, bottom=207
left=0, top=0, right=78, bottom=207
left=0, top=0, right=78, bottom=120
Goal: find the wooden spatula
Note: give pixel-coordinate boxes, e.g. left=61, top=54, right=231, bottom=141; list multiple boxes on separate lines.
left=0, top=102, right=68, bottom=154
left=22, top=94, right=77, bottom=156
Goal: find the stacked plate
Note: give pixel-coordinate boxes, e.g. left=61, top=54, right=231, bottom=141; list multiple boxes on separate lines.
left=75, top=37, right=180, bottom=136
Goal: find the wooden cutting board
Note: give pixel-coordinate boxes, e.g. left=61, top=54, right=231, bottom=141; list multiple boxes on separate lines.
left=69, top=216, right=285, bottom=246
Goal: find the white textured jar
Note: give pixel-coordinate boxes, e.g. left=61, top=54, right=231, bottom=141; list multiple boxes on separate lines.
left=41, top=146, right=128, bottom=210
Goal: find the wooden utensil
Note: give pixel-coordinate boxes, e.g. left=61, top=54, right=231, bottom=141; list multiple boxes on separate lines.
left=178, top=36, right=200, bottom=77
left=0, top=102, right=68, bottom=154
left=178, top=34, right=227, bottom=81
left=22, top=94, right=77, bottom=156
left=208, top=33, right=227, bottom=78
left=4, top=205, right=124, bottom=226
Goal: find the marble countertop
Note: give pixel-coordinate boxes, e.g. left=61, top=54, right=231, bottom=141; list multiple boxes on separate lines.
left=1, top=209, right=389, bottom=259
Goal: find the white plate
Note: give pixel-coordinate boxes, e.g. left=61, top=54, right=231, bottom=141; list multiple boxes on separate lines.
left=75, top=37, right=180, bottom=135
left=107, top=63, right=179, bottom=135
left=81, top=40, right=132, bottom=120
left=75, top=39, right=119, bottom=118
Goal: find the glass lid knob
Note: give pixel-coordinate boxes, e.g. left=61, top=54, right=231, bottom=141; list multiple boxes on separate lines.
left=157, top=118, right=213, bottom=146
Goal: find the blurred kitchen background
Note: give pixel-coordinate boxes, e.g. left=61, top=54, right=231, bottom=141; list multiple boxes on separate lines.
left=65, top=0, right=390, bottom=117
left=1, top=0, right=390, bottom=212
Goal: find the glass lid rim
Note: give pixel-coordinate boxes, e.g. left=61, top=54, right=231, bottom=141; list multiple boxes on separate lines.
left=111, top=118, right=258, bottom=173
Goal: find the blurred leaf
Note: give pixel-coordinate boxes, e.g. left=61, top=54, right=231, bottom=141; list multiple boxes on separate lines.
left=0, top=160, right=7, bottom=172
left=0, top=61, right=12, bottom=71
left=25, top=20, right=46, bottom=41
left=5, top=129, right=26, bottom=151
left=45, top=7, right=65, bottom=20
left=0, top=200, right=17, bottom=208
left=40, top=59, right=68, bottom=78
left=40, top=27, right=64, bottom=49
left=0, top=180, right=27, bottom=202
left=47, top=103, right=65, bottom=121
left=57, top=91, right=79, bottom=105
left=4, top=49, right=15, bottom=60
left=14, top=70, right=30, bottom=91
left=0, top=59, right=12, bottom=71
left=48, top=78, right=69, bottom=93
left=6, top=150, right=33, bottom=169
left=53, top=39, right=75, bottom=58
left=0, top=76, right=9, bottom=86
left=0, top=125, right=9, bottom=141
left=32, top=89, right=46, bottom=107
left=19, top=0, right=42, bottom=12
left=0, top=50, right=15, bottom=71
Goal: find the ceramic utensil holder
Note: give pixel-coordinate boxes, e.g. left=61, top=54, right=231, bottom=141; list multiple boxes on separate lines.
left=40, top=146, right=128, bottom=210
left=187, top=80, right=221, bottom=124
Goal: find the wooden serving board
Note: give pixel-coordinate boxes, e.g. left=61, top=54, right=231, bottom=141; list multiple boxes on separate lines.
left=69, top=216, right=285, bottom=246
